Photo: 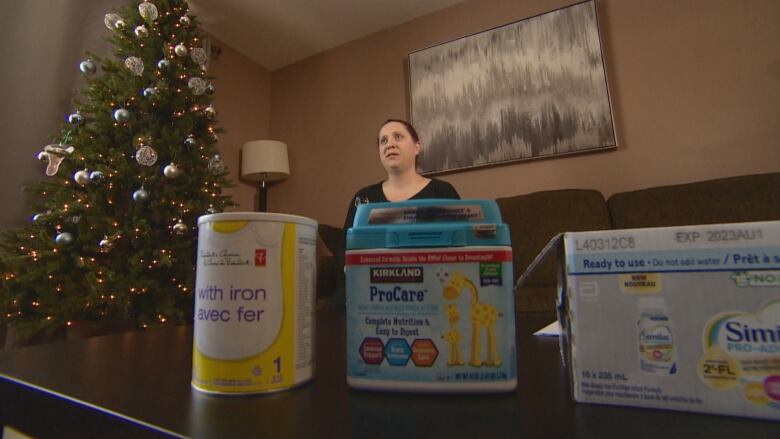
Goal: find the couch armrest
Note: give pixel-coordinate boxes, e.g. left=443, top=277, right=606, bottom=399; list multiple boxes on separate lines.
left=317, top=254, right=336, bottom=298
left=317, top=224, right=346, bottom=302
left=515, top=286, right=558, bottom=313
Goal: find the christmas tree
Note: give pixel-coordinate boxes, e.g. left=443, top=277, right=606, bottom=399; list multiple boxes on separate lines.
left=0, top=0, right=233, bottom=339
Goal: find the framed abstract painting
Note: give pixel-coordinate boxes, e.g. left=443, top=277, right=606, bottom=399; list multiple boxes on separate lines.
left=409, top=0, right=617, bottom=174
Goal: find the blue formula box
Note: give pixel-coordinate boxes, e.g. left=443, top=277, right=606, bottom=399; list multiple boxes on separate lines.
left=345, top=199, right=517, bottom=392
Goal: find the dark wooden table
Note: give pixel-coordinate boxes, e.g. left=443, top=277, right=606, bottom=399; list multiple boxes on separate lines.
left=0, top=311, right=776, bottom=438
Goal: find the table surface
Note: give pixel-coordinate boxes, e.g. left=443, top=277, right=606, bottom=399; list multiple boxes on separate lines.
left=0, top=311, right=777, bottom=438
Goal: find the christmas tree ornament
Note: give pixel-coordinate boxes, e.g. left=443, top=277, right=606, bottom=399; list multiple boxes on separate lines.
left=190, top=47, right=208, bottom=66
left=73, top=169, right=90, bottom=186
left=113, top=108, right=130, bottom=123
left=79, top=59, right=97, bottom=75
left=203, top=105, right=216, bottom=119
left=104, top=13, right=121, bottom=30
left=183, top=135, right=197, bottom=150
left=206, top=207, right=217, bottom=215
left=179, top=15, right=191, bottom=26
left=163, top=163, right=182, bottom=179
left=206, top=83, right=215, bottom=95
left=124, top=56, right=144, bottom=76
left=138, top=1, right=159, bottom=21
left=143, top=87, right=157, bottom=98
left=188, top=77, right=206, bottom=95
left=132, top=187, right=149, bottom=202
left=68, top=111, right=85, bottom=126
left=135, top=145, right=158, bottom=166
left=157, top=59, right=171, bottom=70
left=172, top=220, right=188, bottom=235
left=55, top=232, right=74, bottom=246
left=134, top=25, right=149, bottom=38
left=174, top=44, right=189, bottom=57
left=89, top=170, right=105, bottom=182
left=115, top=19, right=126, bottom=29
left=98, top=236, right=114, bottom=253
left=32, top=213, right=47, bottom=224
left=37, top=144, right=75, bottom=176
left=208, top=154, right=224, bottom=174
left=70, top=215, right=82, bottom=224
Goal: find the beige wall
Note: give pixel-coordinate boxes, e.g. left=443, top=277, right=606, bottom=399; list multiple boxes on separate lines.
left=267, top=0, right=780, bottom=228
left=208, top=38, right=272, bottom=211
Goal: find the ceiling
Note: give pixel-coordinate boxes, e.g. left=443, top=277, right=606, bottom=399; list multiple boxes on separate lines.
left=188, top=0, right=468, bottom=71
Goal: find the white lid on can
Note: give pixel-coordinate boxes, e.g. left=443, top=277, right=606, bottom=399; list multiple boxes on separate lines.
left=197, top=211, right=318, bottom=228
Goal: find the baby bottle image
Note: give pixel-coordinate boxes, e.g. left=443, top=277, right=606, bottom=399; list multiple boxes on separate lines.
left=637, top=297, right=677, bottom=375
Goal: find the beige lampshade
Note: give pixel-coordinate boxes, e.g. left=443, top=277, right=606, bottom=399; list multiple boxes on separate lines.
left=240, top=140, right=290, bottom=182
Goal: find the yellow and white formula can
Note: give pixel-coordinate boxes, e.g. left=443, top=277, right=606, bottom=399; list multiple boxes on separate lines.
left=192, top=212, right=318, bottom=394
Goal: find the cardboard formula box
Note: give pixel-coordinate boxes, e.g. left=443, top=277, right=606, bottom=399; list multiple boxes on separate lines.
left=523, top=221, right=780, bottom=420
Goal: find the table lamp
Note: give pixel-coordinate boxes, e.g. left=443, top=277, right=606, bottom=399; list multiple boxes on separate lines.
left=241, top=140, right=289, bottom=212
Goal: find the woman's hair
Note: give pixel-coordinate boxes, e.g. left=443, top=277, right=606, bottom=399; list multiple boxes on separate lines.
left=378, top=119, right=420, bottom=145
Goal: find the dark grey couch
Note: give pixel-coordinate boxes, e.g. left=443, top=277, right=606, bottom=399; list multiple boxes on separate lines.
left=318, top=172, right=780, bottom=312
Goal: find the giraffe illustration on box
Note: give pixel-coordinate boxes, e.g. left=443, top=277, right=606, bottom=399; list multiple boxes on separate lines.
left=443, top=271, right=501, bottom=367
left=441, top=303, right=464, bottom=366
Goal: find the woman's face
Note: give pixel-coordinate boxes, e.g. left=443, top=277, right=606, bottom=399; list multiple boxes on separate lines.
left=377, top=122, right=420, bottom=173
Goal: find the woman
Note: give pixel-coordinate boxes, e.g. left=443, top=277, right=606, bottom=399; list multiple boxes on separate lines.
left=327, top=119, right=459, bottom=308
left=342, top=119, right=460, bottom=231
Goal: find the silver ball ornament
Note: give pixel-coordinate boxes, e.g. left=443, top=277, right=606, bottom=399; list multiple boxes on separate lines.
left=174, top=44, right=189, bottom=57
left=55, top=232, right=75, bottom=246
left=208, top=154, right=225, bottom=174
left=163, top=163, right=182, bottom=179
left=74, top=169, right=90, bottom=186
left=206, top=84, right=215, bottom=95
left=172, top=220, right=189, bottom=235
left=206, top=207, right=217, bottom=215
left=143, top=87, right=157, bottom=98
left=132, top=188, right=149, bottom=202
left=157, top=59, right=171, bottom=70
left=183, top=135, right=197, bottom=150
left=203, top=105, right=216, bottom=119
left=98, top=237, right=114, bottom=253
left=113, top=108, right=130, bottom=123
left=79, top=59, right=97, bottom=75
left=115, top=19, right=126, bottom=29
left=180, top=15, right=191, bottom=26
left=89, top=170, right=105, bottom=182
left=68, top=111, right=85, bottom=126
left=134, top=25, right=149, bottom=38
left=32, top=213, right=47, bottom=224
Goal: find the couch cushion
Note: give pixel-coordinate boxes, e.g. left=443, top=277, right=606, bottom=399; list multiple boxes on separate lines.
left=608, top=172, right=780, bottom=229
left=496, top=189, right=611, bottom=294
